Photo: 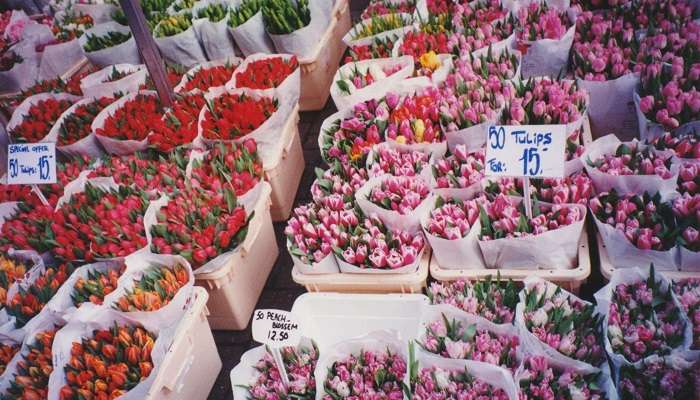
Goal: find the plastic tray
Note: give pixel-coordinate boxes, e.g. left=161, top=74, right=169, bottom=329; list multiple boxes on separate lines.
left=291, top=248, right=430, bottom=294
left=298, top=0, right=351, bottom=111
left=266, top=104, right=305, bottom=221
left=146, top=287, right=222, bottom=400
left=430, top=229, right=591, bottom=295
left=194, top=184, right=279, bottom=330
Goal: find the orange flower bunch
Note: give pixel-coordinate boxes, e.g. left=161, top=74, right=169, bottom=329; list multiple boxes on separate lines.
left=59, top=323, right=157, bottom=400
left=0, top=342, right=19, bottom=375
left=0, top=253, right=29, bottom=305
left=115, top=263, right=189, bottom=312
left=71, top=264, right=126, bottom=307
left=4, top=328, right=59, bottom=399
left=8, top=263, right=76, bottom=328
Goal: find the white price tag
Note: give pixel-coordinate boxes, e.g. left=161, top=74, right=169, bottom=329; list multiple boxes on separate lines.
left=252, top=309, right=303, bottom=348
left=485, top=125, right=566, bottom=179
left=6, top=143, right=57, bottom=185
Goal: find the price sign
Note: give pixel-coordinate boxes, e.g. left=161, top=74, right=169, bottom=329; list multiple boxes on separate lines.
left=485, top=125, right=566, bottom=179
left=6, top=143, right=57, bottom=185
left=252, top=309, right=303, bottom=348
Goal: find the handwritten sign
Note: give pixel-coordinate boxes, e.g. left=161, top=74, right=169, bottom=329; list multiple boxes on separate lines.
left=6, top=143, right=57, bottom=185
left=252, top=309, right=303, bottom=347
left=485, top=125, right=566, bottom=179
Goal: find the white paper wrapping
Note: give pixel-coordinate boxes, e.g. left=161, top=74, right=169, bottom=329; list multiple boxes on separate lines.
left=679, top=246, right=700, bottom=272
left=227, top=0, right=274, bottom=56
left=92, top=90, right=155, bottom=155
left=267, top=0, right=331, bottom=59
left=42, top=98, right=105, bottom=158
left=288, top=240, right=340, bottom=274
left=519, top=24, right=575, bottom=79
left=154, top=13, right=208, bottom=67
left=577, top=73, right=639, bottom=141
left=192, top=0, right=237, bottom=60
left=80, top=63, right=147, bottom=99
left=79, top=22, right=140, bottom=66
left=336, top=245, right=424, bottom=274
left=38, top=38, right=86, bottom=82
left=0, top=43, right=40, bottom=93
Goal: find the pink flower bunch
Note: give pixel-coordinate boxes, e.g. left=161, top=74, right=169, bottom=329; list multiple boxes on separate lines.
left=618, top=357, right=699, bottom=400
left=427, top=277, right=519, bottom=324
left=385, top=88, right=444, bottom=145
left=5, top=18, right=27, bottom=42
left=607, top=267, right=687, bottom=362
left=522, top=282, right=605, bottom=366
left=335, top=215, right=424, bottom=269
left=587, top=142, right=674, bottom=178
left=336, top=63, right=404, bottom=95
left=572, top=13, right=635, bottom=81
left=469, top=46, right=520, bottom=81
left=361, top=0, right=416, bottom=19
left=485, top=171, right=594, bottom=205
left=439, top=75, right=507, bottom=133
left=673, top=278, right=700, bottom=349
left=368, top=146, right=429, bottom=177
left=432, top=146, right=485, bottom=189
left=673, top=193, right=700, bottom=251
left=368, top=176, right=430, bottom=214
left=248, top=342, right=318, bottom=400
left=479, top=195, right=584, bottom=240
left=515, top=2, right=572, bottom=42
left=589, top=190, right=678, bottom=251
left=616, top=0, right=695, bottom=35
left=503, top=78, right=588, bottom=125
left=322, top=348, right=406, bottom=400
left=420, top=314, right=519, bottom=371
left=634, top=21, right=700, bottom=78
left=517, top=356, right=606, bottom=400
left=426, top=0, right=452, bottom=15
left=458, top=0, right=508, bottom=26
left=425, top=196, right=483, bottom=240
left=412, top=365, right=510, bottom=400
left=285, top=199, right=360, bottom=264
left=311, top=161, right=369, bottom=206
left=649, top=132, right=700, bottom=159
left=448, top=2, right=513, bottom=53
left=678, top=162, right=699, bottom=195
left=321, top=99, right=385, bottom=164
left=637, top=64, right=700, bottom=130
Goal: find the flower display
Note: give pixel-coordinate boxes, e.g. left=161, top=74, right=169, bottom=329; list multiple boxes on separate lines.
left=449, top=2, right=513, bottom=53
left=618, top=356, right=699, bottom=400
left=515, top=2, right=572, bottom=42
left=182, top=63, right=239, bottom=92
left=115, top=262, right=189, bottom=311
left=502, top=78, right=588, bottom=125
left=678, top=162, right=699, bottom=195
left=321, top=100, right=384, bottom=163
left=517, top=356, right=606, bottom=400
left=189, top=140, right=263, bottom=196
left=0, top=203, right=55, bottom=253
left=89, top=150, right=188, bottom=194
left=234, top=56, right=298, bottom=90
left=345, top=35, right=396, bottom=63
left=228, top=0, right=263, bottom=27
left=606, top=267, right=687, bottom=362
left=485, top=171, right=594, bottom=205
left=7, top=263, right=75, bottom=328
left=617, top=0, right=695, bottom=35
left=397, top=30, right=451, bottom=58
left=469, top=47, right=520, bottom=81
left=11, top=97, right=74, bottom=143
left=58, top=323, right=157, bottom=399
left=311, top=160, right=369, bottom=205
left=587, top=142, right=674, bottom=178
left=322, top=348, right=406, bottom=399
left=589, top=190, right=677, bottom=251
left=83, top=31, right=132, bottom=52
left=96, top=94, right=163, bottom=142
left=572, top=11, right=635, bottom=81
left=522, top=281, right=604, bottom=366
left=386, top=89, right=444, bottom=144
left=0, top=253, right=29, bottom=306
left=431, top=147, right=484, bottom=189
left=72, top=263, right=126, bottom=307
left=150, top=188, right=252, bottom=269
left=425, top=196, right=482, bottom=240
left=334, top=215, right=424, bottom=270
left=3, top=327, right=59, bottom=399
left=420, top=313, right=519, bottom=370
left=336, top=63, right=404, bottom=95
left=368, top=146, right=428, bottom=177
left=673, top=193, right=700, bottom=252
left=52, top=11, right=94, bottom=42
left=154, top=13, right=193, bottom=37
left=148, top=93, right=206, bottom=151
left=427, top=276, right=519, bottom=324
left=361, top=0, right=415, bottom=19
left=412, top=364, right=509, bottom=399
left=200, top=93, right=277, bottom=140
left=57, top=97, right=114, bottom=146
left=649, top=131, right=700, bottom=159
left=673, top=278, right=700, bottom=349
left=247, top=342, right=319, bottom=400
left=368, top=176, right=430, bottom=214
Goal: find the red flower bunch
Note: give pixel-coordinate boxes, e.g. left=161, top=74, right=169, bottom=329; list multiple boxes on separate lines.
left=51, top=184, right=153, bottom=261
left=4, top=327, right=59, bottom=400
left=148, top=93, right=206, bottom=151
left=0, top=341, right=19, bottom=375
left=151, top=188, right=251, bottom=268
left=362, top=0, right=415, bottom=18
left=345, top=36, right=396, bottom=64
left=59, top=323, right=157, bottom=400
left=649, top=132, right=700, bottom=159
left=58, top=97, right=114, bottom=146
left=7, top=263, right=76, bottom=328
left=189, top=140, right=263, bottom=196
left=234, top=56, right=298, bottom=89
left=200, top=93, right=277, bottom=140
left=0, top=182, right=34, bottom=204
left=115, top=262, right=189, bottom=311
left=72, top=263, right=126, bottom=306
left=183, top=63, right=239, bottom=92
left=89, top=150, right=188, bottom=193
left=11, top=98, right=74, bottom=143
left=398, top=30, right=450, bottom=58
left=0, top=203, right=55, bottom=253
left=96, top=94, right=163, bottom=141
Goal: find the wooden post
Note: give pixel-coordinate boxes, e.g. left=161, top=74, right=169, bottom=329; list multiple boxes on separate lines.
left=118, top=0, right=174, bottom=108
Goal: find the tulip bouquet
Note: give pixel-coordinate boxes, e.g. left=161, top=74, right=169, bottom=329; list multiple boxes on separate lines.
left=286, top=199, right=360, bottom=266
left=648, top=132, right=700, bottom=160
left=427, top=277, right=519, bottom=324
left=412, top=364, right=510, bottom=399
left=439, top=72, right=504, bottom=134
left=89, top=150, right=188, bottom=194
left=149, top=93, right=207, bottom=151
left=197, top=2, right=228, bottom=22
left=322, top=348, right=406, bottom=399
left=180, top=62, right=239, bottom=93
left=605, top=266, right=687, bottom=362
left=431, top=147, right=485, bottom=190
left=678, top=162, right=699, bottom=195
left=673, top=278, right=700, bottom=349
left=0, top=341, right=19, bottom=375
left=572, top=12, right=636, bottom=81
left=52, top=12, right=94, bottom=42
left=468, top=47, right=520, bottom=82
left=149, top=188, right=253, bottom=269
left=56, top=97, right=114, bottom=146
left=420, top=313, right=519, bottom=371
left=589, top=190, right=677, bottom=251
left=82, top=31, right=132, bottom=52
left=200, top=92, right=278, bottom=140
left=154, top=13, right=193, bottom=37
left=458, top=0, right=508, bottom=27
left=10, top=97, right=74, bottom=143
left=348, top=14, right=412, bottom=41
left=386, top=89, right=444, bottom=145
left=71, top=263, right=126, bottom=307
left=321, top=100, right=385, bottom=164
left=673, top=193, right=700, bottom=253
left=485, top=171, right=594, bottom=205
left=345, top=36, right=397, bottom=63
left=368, top=146, right=429, bottom=177
left=616, top=0, right=695, bottom=35
left=0, top=184, right=34, bottom=205
left=634, top=23, right=700, bottom=78
left=262, top=0, right=310, bottom=34
left=502, top=78, right=588, bottom=126
left=7, top=263, right=75, bottom=328
left=37, top=157, right=95, bottom=208
left=515, top=2, right=572, bottom=42
left=367, top=176, right=431, bottom=215
left=333, top=215, right=425, bottom=270
left=171, top=0, right=198, bottom=13
left=58, top=322, right=157, bottom=399
left=397, top=30, right=451, bottom=58
left=2, top=327, right=59, bottom=399
left=586, top=142, right=674, bottom=178
left=335, top=62, right=405, bottom=95
left=311, top=161, right=369, bottom=206
left=246, top=342, right=319, bottom=400
left=618, top=356, right=699, bottom=400
left=188, top=140, right=263, bottom=196
left=233, top=56, right=298, bottom=90
left=450, top=3, right=513, bottom=54
left=0, top=203, right=55, bottom=253
left=96, top=93, right=164, bottom=142
left=424, top=196, right=482, bottom=240
left=51, top=184, right=153, bottom=261
left=114, top=262, right=189, bottom=311
left=362, top=0, right=416, bottom=19
left=227, top=0, right=262, bottom=27
left=637, top=66, right=700, bottom=132
left=521, top=280, right=605, bottom=366
left=517, top=356, right=607, bottom=400
left=103, top=66, right=133, bottom=84
left=0, top=253, right=29, bottom=306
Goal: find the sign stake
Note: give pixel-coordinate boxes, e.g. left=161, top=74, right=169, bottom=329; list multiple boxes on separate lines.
left=522, top=178, right=532, bottom=219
